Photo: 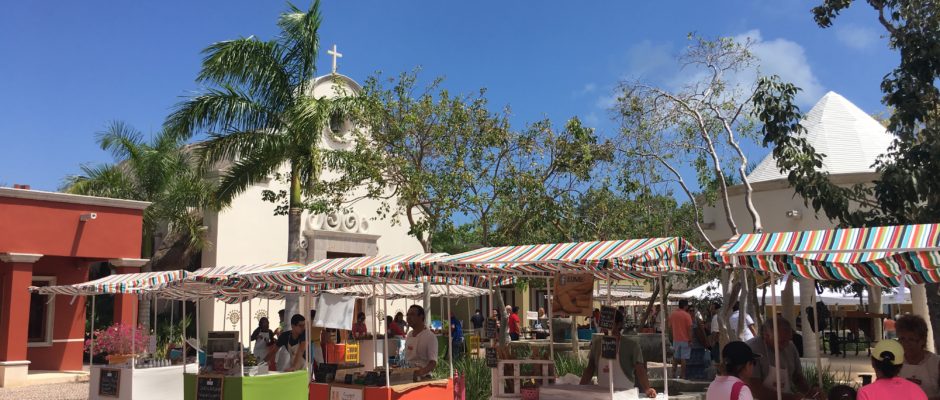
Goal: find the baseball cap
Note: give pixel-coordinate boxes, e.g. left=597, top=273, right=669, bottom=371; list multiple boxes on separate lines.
left=872, top=339, right=904, bottom=365
left=722, top=341, right=761, bottom=365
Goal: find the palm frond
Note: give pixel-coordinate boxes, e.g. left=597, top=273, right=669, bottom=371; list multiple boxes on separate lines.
left=165, top=84, right=280, bottom=140
left=61, top=163, right=139, bottom=200
left=97, top=121, right=145, bottom=162
left=195, top=129, right=278, bottom=171
left=215, top=137, right=288, bottom=205
left=198, top=37, right=292, bottom=103
left=277, top=0, right=322, bottom=86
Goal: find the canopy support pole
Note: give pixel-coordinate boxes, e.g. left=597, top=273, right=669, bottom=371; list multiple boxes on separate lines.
left=305, top=289, right=313, bottom=380
left=239, top=291, right=245, bottom=377
left=547, top=277, right=554, bottom=366
left=607, top=273, right=614, bottom=400
left=89, top=295, right=96, bottom=367
left=383, top=280, right=391, bottom=388
left=659, top=277, right=668, bottom=398
left=770, top=273, right=782, bottom=400
left=182, top=294, right=187, bottom=375
left=447, top=283, right=454, bottom=378
left=813, top=288, right=823, bottom=390
left=372, top=283, right=378, bottom=370
left=133, top=294, right=138, bottom=370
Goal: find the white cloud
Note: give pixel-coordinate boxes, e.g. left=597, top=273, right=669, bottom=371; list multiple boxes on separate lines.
left=835, top=24, right=880, bottom=50
left=579, top=83, right=597, bottom=95
left=623, top=40, right=675, bottom=80
left=733, top=30, right=825, bottom=106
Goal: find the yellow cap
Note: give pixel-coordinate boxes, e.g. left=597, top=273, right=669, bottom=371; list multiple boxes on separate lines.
left=872, top=339, right=904, bottom=365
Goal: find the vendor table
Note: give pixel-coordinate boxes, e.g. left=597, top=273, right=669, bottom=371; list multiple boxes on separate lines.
left=182, top=370, right=308, bottom=400
left=89, top=364, right=198, bottom=400
left=309, top=379, right=453, bottom=400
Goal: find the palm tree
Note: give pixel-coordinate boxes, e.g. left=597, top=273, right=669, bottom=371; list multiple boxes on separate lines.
left=64, top=121, right=217, bottom=328
left=164, top=1, right=359, bottom=313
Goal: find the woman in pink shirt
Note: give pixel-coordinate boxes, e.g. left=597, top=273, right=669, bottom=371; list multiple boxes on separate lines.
left=858, top=339, right=927, bottom=400
left=706, top=341, right=756, bottom=400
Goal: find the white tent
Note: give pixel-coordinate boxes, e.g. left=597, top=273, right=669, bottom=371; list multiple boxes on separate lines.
left=676, top=279, right=912, bottom=306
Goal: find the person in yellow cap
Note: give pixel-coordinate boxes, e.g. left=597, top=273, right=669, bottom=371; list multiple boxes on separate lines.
left=857, top=339, right=927, bottom=400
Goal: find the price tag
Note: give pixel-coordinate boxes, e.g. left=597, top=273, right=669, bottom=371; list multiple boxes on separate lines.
left=601, top=336, right=618, bottom=360
left=599, top=306, right=617, bottom=330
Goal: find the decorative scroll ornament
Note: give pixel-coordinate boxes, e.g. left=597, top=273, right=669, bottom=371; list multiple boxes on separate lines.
left=227, top=310, right=241, bottom=330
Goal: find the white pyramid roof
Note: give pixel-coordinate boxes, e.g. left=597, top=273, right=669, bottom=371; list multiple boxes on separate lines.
left=747, top=91, right=895, bottom=183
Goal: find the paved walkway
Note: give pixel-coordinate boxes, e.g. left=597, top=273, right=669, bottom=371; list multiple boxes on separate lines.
left=0, top=382, right=88, bottom=400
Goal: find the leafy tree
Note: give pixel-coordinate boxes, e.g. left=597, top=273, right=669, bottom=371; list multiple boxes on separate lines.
left=615, top=35, right=785, bottom=349
left=63, top=121, right=216, bottom=328
left=757, top=0, right=940, bottom=347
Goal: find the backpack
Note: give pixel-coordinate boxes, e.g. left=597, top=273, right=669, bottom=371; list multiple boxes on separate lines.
left=731, top=381, right=746, bottom=400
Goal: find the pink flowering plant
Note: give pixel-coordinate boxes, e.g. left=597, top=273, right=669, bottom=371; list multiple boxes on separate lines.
left=85, top=323, right=150, bottom=356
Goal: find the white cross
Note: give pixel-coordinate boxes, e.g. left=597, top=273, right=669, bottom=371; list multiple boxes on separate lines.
left=327, top=44, right=342, bottom=74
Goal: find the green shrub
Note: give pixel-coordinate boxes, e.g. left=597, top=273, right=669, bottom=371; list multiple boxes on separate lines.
left=802, top=364, right=857, bottom=394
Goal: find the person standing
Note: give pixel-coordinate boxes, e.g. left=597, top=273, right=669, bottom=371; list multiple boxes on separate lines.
left=276, top=314, right=307, bottom=372
left=507, top=306, right=522, bottom=341
left=250, top=317, right=275, bottom=365
left=404, top=305, right=438, bottom=381
left=450, top=313, right=464, bottom=359
left=395, top=312, right=409, bottom=334
left=579, top=310, right=657, bottom=398
left=858, top=339, right=927, bottom=400
left=352, top=312, right=368, bottom=340
left=745, top=317, right=823, bottom=400
left=470, top=309, right=485, bottom=335
left=669, top=299, right=694, bottom=378
left=706, top=341, right=757, bottom=400
left=884, top=316, right=897, bottom=340
left=896, top=315, right=940, bottom=400
left=730, top=302, right=757, bottom=341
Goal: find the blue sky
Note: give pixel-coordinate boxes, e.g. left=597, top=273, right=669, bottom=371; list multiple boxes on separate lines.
left=0, top=1, right=895, bottom=191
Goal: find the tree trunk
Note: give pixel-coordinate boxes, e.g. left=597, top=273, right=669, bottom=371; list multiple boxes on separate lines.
left=912, top=284, right=936, bottom=352
left=799, top=278, right=818, bottom=358
left=923, top=283, right=940, bottom=353
left=870, top=286, right=883, bottom=340
left=284, top=168, right=304, bottom=320
left=782, top=276, right=796, bottom=328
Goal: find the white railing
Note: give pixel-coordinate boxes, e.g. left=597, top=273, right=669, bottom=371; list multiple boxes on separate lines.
left=491, top=359, right=556, bottom=399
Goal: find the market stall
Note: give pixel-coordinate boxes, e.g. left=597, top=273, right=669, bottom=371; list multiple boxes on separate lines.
left=707, top=223, right=940, bottom=400
left=423, top=237, right=712, bottom=399
left=223, top=253, right=465, bottom=400
left=33, top=270, right=198, bottom=400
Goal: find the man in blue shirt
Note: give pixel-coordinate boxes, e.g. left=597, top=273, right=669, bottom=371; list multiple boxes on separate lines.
left=450, top=314, right=464, bottom=359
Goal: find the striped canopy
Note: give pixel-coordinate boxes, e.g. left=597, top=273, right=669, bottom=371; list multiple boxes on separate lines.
left=227, top=254, right=487, bottom=290
left=326, top=283, right=489, bottom=300
left=429, top=238, right=708, bottom=279
left=712, top=224, right=940, bottom=286
left=32, top=270, right=190, bottom=295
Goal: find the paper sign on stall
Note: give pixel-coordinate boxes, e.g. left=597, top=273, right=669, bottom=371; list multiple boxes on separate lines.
left=601, top=336, right=618, bottom=360
left=552, top=273, right=594, bottom=317
left=599, top=306, right=616, bottom=330
left=98, top=368, right=120, bottom=397
left=330, top=385, right=364, bottom=400
left=314, top=293, right=356, bottom=330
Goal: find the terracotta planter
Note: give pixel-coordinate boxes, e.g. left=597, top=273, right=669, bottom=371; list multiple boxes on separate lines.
left=107, top=354, right=136, bottom=365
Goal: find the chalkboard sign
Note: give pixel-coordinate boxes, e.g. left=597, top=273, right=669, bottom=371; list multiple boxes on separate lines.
left=485, top=347, right=498, bottom=368
left=98, top=368, right=120, bottom=397
left=485, top=318, right=497, bottom=340
left=599, top=306, right=617, bottom=330
left=601, top=336, right=618, bottom=360
left=196, top=375, right=224, bottom=400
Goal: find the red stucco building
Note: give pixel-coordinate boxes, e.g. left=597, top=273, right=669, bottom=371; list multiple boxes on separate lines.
left=0, top=186, right=149, bottom=387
